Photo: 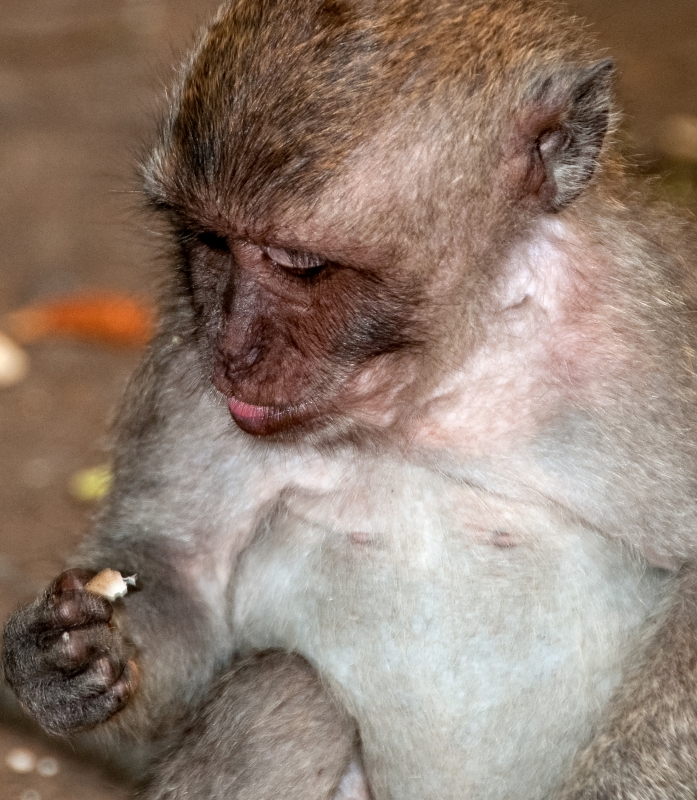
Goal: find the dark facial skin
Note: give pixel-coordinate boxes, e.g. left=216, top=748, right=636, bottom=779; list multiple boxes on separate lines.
left=178, top=227, right=424, bottom=435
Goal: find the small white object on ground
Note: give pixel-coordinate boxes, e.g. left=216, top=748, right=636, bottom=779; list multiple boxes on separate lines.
left=85, top=569, right=136, bottom=601
left=20, top=790, right=41, bottom=800
left=36, top=757, right=59, bottom=778
left=5, top=747, right=36, bottom=773
left=0, top=331, right=29, bottom=387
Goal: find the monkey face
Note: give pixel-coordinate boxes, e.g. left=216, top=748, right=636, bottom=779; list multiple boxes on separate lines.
left=180, top=229, right=423, bottom=436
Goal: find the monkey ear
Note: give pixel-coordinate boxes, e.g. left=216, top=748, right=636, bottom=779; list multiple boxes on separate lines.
left=513, top=59, right=615, bottom=213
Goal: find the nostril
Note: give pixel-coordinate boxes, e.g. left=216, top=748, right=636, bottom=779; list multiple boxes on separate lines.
left=241, top=346, right=263, bottom=368
left=216, top=343, right=266, bottom=383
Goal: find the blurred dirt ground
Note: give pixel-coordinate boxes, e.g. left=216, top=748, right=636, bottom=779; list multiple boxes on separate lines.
left=0, top=1, right=695, bottom=798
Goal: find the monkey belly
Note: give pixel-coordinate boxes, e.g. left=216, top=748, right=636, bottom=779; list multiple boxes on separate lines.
left=231, top=469, right=668, bottom=800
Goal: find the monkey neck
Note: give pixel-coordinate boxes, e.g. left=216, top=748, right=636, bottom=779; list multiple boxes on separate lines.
left=398, top=214, right=622, bottom=458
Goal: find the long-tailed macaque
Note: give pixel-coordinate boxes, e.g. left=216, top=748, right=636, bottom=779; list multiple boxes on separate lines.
left=4, top=1, right=697, bottom=798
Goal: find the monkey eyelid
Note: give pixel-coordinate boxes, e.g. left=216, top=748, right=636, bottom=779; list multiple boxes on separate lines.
left=262, top=245, right=327, bottom=274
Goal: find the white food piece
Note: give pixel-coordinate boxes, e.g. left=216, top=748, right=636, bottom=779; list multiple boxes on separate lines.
left=36, top=757, right=59, bottom=778
left=85, top=569, right=136, bottom=601
left=5, top=747, right=36, bottom=773
left=0, top=332, right=29, bottom=387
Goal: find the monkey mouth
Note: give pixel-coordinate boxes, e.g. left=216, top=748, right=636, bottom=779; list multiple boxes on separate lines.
left=227, top=397, right=314, bottom=435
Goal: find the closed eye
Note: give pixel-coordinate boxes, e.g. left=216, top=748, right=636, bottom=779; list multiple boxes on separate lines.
left=263, top=246, right=328, bottom=278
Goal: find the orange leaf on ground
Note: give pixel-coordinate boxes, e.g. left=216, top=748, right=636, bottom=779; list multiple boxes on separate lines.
left=4, top=293, right=154, bottom=348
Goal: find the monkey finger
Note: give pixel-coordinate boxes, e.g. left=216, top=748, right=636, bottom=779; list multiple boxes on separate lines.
left=78, top=657, right=137, bottom=717
left=110, top=658, right=138, bottom=705
left=77, top=653, right=127, bottom=694
left=36, top=657, right=136, bottom=733
left=50, top=568, right=94, bottom=594
left=37, top=587, right=112, bottom=635
left=43, top=623, right=116, bottom=672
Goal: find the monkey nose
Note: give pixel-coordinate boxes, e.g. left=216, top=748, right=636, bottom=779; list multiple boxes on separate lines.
left=223, top=344, right=264, bottom=375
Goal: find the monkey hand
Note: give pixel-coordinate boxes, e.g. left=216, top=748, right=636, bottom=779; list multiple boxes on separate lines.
left=1, top=568, right=137, bottom=734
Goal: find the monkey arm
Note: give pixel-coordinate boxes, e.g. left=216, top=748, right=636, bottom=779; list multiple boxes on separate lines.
left=2, top=330, right=243, bottom=741
left=79, top=537, right=229, bottom=741
left=142, top=651, right=364, bottom=800
left=555, top=568, right=697, bottom=800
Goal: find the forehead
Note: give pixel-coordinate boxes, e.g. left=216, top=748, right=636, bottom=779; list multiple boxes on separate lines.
left=151, top=0, right=385, bottom=222
left=146, top=0, right=583, bottom=225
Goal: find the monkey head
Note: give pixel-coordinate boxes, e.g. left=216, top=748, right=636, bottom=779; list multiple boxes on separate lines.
left=144, top=0, right=615, bottom=439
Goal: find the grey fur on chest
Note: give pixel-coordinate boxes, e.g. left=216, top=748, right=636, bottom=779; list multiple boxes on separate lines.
left=231, top=466, right=667, bottom=800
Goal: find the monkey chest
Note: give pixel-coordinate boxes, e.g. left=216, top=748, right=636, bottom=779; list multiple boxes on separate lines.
left=231, top=472, right=666, bottom=800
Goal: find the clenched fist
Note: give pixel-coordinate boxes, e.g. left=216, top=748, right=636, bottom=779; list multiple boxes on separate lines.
left=2, top=569, right=137, bottom=733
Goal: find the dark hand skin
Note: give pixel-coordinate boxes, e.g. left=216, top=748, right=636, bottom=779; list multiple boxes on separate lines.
left=2, top=569, right=137, bottom=734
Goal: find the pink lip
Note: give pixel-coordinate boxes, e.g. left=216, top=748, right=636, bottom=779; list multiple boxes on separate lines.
left=228, top=398, right=275, bottom=422
left=227, top=397, right=297, bottom=435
